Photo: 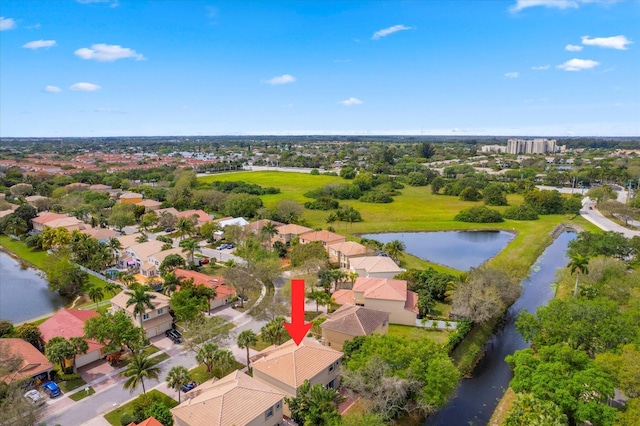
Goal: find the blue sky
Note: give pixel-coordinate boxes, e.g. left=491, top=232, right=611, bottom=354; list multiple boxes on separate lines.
left=1, top=0, right=639, bottom=137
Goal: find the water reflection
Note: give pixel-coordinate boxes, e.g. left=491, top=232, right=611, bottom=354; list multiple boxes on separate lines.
left=360, top=231, right=515, bottom=271
left=0, top=251, right=65, bottom=323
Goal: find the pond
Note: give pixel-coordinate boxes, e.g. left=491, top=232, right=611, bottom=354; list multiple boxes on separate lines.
left=0, top=251, right=65, bottom=324
left=360, top=230, right=515, bottom=271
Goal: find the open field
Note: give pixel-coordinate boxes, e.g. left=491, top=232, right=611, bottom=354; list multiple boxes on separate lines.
left=200, top=171, right=600, bottom=279
left=388, top=324, right=451, bottom=345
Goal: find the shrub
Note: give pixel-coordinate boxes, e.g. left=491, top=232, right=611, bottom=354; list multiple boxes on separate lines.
left=503, top=204, right=539, bottom=220
left=310, top=169, right=320, bottom=175
left=340, top=167, right=357, bottom=180
left=120, top=414, right=136, bottom=426
left=304, top=197, right=339, bottom=210
left=360, top=190, right=393, bottom=203
left=407, top=171, right=428, bottom=186
left=446, top=319, right=472, bottom=351
left=459, top=187, right=482, bottom=202
left=454, top=206, right=503, bottom=223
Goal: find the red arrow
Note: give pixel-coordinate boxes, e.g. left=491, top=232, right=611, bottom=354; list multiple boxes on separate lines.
left=284, top=279, right=312, bottom=346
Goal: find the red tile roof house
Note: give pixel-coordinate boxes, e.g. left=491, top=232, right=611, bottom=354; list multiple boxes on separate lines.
left=332, top=277, right=419, bottom=326
left=299, top=230, right=346, bottom=250
left=126, top=417, right=164, bottom=426
left=0, top=338, right=54, bottom=384
left=273, top=224, right=313, bottom=247
left=320, top=304, right=390, bottom=351
left=251, top=338, right=343, bottom=417
left=327, top=241, right=369, bottom=268
left=175, top=209, right=213, bottom=226
left=31, top=212, right=84, bottom=233
left=38, top=309, right=107, bottom=370
left=174, top=269, right=236, bottom=310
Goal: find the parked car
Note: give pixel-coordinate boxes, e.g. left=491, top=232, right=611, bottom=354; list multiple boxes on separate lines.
left=165, top=329, right=182, bottom=344
left=42, top=381, right=61, bottom=398
left=200, top=257, right=210, bottom=265
left=164, top=227, right=175, bottom=233
left=181, top=381, right=197, bottom=393
left=24, top=389, right=45, bottom=406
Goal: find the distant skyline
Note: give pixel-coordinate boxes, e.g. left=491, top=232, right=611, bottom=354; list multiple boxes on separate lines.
left=1, top=0, right=639, bottom=137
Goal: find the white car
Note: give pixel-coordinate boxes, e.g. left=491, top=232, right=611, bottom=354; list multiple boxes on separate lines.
left=24, top=389, right=45, bottom=406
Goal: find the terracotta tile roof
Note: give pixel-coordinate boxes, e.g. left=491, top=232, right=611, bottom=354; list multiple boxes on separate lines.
left=320, top=304, right=389, bottom=337
left=110, top=290, right=171, bottom=314
left=327, top=241, right=368, bottom=257
left=174, top=269, right=236, bottom=300
left=117, top=233, right=143, bottom=249
left=43, top=217, right=85, bottom=229
left=79, top=227, right=119, bottom=241
left=353, top=277, right=407, bottom=301
left=0, top=338, right=53, bottom=383
left=127, top=241, right=165, bottom=261
left=150, top=248, right=184, bottom=263
left=176, top=209, right=212, bottom=223
left=247, top=219, right=285, bottom=233
left=171, top=371, right=284, bottom=426
left=32, top=212, right=69, bottom=224
left=251, top=338, right=343, bottom=389
left=156, top=207, right=179, bottom=217
left=349, top=256, right=405, bottom=275
left=38, top=310, right=103, bottom=353
left=128, top=417, right=164, bottom=426
left=299, top=230, right=346, bottom=244
left=331, top=289, right=354, bottom=305
left=119, top=192, right=143, bottom=199
left=135, top=199, right=162, bottom=208
left=88, top=184, right=112, bottom=191
left=275, top=224, right=313, bottom=236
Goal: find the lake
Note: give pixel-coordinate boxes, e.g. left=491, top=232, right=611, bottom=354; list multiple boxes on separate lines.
left=0, top=251, right=65, bottom=323
left=360, top=230, right=515, bottom=271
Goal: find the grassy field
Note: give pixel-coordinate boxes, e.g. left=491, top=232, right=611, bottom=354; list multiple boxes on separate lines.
left=103, top=390, right=178, bottom=426
left=69, top=386, right=95, bottom=402
left=388, top=324, right=451, bottom=345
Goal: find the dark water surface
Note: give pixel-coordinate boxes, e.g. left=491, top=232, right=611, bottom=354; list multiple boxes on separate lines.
left=424, top=231, right=577, bottom=425
left=0, top=251, right=65, bottom=323
left=361, top=230, right=515, bottom=271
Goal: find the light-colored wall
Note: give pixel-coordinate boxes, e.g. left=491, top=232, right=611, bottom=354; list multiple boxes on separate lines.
left=322, top=323, right=388, bottom=351
left=173, top=401, right=283, bottom=426
left=75, top=349, right=102, bottom=368
left=364, top=299, right=416, bottom=326
left=367, top=271, right=402, bottom=279
left=110, top=305, right=172, bottom=337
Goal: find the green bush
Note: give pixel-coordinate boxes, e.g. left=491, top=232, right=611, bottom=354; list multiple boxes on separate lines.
left=120, top=414, right=135, bottom=426
left=360, top=190, right=393, bottom=203
left=503, top=204, right=539, bottom=221
left=304, top=197, right=339, bottom=210
left=454, top=206, right=503, bottom=223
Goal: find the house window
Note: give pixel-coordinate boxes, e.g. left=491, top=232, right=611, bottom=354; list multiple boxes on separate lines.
left=328, top=364, right=334, bottom=373
left=276, top=401, right=281, bottom=409
left=157, top=308, right=163, bottom=315
left=326, top=379, right=335, bottom=389
left=143, top=313, right=149, bottom=320
left=265, top=407, right=274, bottom=419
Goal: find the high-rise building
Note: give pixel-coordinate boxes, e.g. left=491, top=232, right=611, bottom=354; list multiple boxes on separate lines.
left=507, top=138, right=558, bottom=155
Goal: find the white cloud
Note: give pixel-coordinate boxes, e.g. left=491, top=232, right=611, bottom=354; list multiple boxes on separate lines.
left=510, top=0, right=578, bottom=12
left=75, top=44, right=145, bottom=62
left=0, top=17, right=16, bottom=31
left=565, top=44, right=583, bottom=51
left=44, top=85, right=61, bottom=93
left=510, top=0, right=620, bottom=12
left=557, top=58, right=600, bottom=71
left=531, top=64, right=550, bottom=70
left=22, top=40, right=57, bottom=49
left=265, top=74, right=296, bottom=85
left=70, top=82, right=101, bottom=91
left=339, top=97, right=363, bottom=106
left=372, top=25, right=413, bottom=40
left=582, top=35, right=632, bottom=50
left=505, top=72, right=520, bottom=78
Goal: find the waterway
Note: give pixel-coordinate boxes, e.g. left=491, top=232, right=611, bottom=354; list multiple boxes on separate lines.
left=361, top=230, right=515, bottom=271
left=0, top=251, right=65, bottom=323
left=424, top=231, right=577, bottom=425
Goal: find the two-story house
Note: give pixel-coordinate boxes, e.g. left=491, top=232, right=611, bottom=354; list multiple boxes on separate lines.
left=327, top=241, right=368, bottom=268
left=171, top=371, right=285, bottom=426
left=251, top=338, right=343, bottom=416
left=348, top=255, right=405, bottom=279
left=110, top=290, right=172, bottom=338
left=272, top=224, right=312, bottom=247
left=320, top=304, right=389, bottom=351
left=298, top=230, right=346, bottom=250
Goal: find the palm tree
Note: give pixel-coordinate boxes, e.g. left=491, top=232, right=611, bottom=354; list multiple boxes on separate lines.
left=122, top=352, right=161, bottom=394
left=86, top=283, right=105, bottom=310
left=261, top=316, right=287, bottom=346
left=69, top=337, right=89, bottom=372
left=179, top=238, right=201, bottom=266
left=104, top=280, right=123, bottom=297
left=260, top=222, right=279, bottom=250
left=307, top=290, right=331, bottom=314
left=196, top=342, right=219, bottom=374
left=107, top=237, right=123, bottom=263
left=212, top=349, right=235, bottom=377
left=384, top=240, right=406, bottom=264
left=118, top=272, right=137, bottom=287
left=348, top=271, right=359, bottom=285
left=568, top=253, right=590, bottom=298
left=166, top=365, right=192, bottom=403
left=125, top=285, right=157, bottom=327
left=177, top=217, right=195, bottom=241
left=237, top=330, right=258, bottom=372
left=161, top=272, right=183, bottom=296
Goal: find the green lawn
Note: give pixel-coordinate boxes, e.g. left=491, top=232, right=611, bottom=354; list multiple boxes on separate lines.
left=189, top=359, right=246, bottom=383
left=68, top=386, right=95, bottom=402
left=103, top=390, right=178, bottom=426
left=57, top=376, right=87, bottom=393
left=388, top=324, right=451, bottom=345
